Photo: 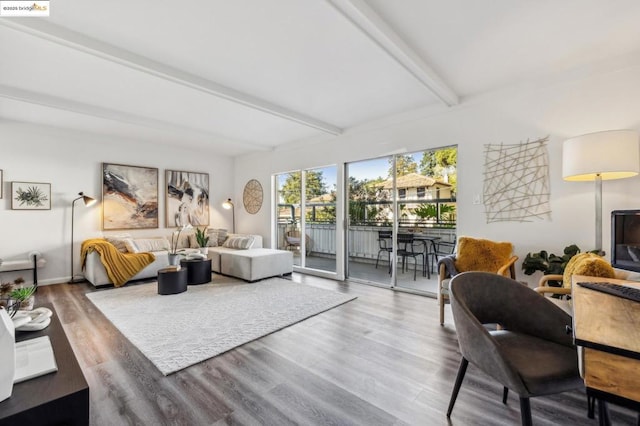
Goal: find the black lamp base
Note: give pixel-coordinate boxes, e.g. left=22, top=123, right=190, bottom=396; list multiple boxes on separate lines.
left=68, top=276, right=87, bottom=284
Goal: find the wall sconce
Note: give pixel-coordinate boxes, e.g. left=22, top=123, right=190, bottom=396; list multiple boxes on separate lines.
left=563, top=130, right=639, bottom=253
left=222, top=198, right=235, bottom=233
left=70, top=192, right=96, bottom=283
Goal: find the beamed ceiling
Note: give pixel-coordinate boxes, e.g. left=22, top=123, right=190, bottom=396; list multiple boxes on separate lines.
left=3, top=0, right=640, bottom=156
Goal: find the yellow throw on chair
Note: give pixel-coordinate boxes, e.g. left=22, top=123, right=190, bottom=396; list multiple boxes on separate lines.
left=534, top=252, right=615, bottom=299
left=438, top=236, right=518, bottom=325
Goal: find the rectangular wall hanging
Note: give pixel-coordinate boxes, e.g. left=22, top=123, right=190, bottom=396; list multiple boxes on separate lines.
left=103, top=163, right=158, bottom=230
left=483, top=136, right=551, bottom=223
left=0, top=169, right=3, bottom=199
left=11, top=181, right=51, bottom=210
left=165, top=170, right=210, bottom=227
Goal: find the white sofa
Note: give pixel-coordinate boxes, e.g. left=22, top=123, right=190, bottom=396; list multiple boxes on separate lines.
left=84, top=234, right=293, bottom=287
left=84, top=250, right=172, bottom=287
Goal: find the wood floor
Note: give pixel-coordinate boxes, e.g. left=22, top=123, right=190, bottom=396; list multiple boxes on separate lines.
left=35, top=274, right=637, bottom=426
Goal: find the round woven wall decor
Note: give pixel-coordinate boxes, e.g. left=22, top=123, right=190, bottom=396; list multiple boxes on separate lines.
left=243, top=179, right=263, bottom=214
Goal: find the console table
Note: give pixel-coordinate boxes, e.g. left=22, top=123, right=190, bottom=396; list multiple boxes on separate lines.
left=0, top=303, right=89, bottom=426
left=0, top=253, right=46, bottom=286
left=572, top=275, right=640, bottom=425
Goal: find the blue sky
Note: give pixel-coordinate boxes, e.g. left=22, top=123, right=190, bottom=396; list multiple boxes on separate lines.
left=277, top=151, right=428, bottom=193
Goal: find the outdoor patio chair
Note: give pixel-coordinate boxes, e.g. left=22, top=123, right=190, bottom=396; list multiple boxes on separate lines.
left=430, top=235, right=456, bottom=273
left=375, top=230, right=393, bottom=273
left=397, top=233, right=425, bottom=280
left=284, top=230, right=311, bottom=255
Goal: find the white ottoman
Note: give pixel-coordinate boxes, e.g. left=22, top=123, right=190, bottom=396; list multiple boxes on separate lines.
left=220, top=248, right=293, bottom=282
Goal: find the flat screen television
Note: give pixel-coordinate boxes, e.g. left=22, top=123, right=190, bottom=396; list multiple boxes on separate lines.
left=611, top=209, right=640, bottom=272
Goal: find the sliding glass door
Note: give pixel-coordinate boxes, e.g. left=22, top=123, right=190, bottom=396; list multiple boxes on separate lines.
left=346, top=157, right=394, bottom=287
left=276, top=166, right=337, bottom=274
left=346, top=147, right=457, bottom=295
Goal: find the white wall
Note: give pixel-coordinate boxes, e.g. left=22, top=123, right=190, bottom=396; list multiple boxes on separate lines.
left=233, top=63, right=640, bottom=285
left=4, top=62, right=640, bottom=287
left=1, top=122, right=234, bottom=285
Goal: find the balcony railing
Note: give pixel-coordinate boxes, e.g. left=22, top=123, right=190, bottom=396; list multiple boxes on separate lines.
left=278, top=200, right=456, bottom=260
left=277, top=223, right=456, bottom=261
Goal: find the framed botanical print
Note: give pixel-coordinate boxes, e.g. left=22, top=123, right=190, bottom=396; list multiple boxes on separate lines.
left=11, top=181, right=51, bottom=210
left=102, top=163, right=158, bottom=230
left=165, top=170, right=210, bottom=227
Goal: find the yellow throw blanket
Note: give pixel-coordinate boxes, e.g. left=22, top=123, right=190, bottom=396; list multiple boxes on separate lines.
left=81, top=238, right=155, bottom=287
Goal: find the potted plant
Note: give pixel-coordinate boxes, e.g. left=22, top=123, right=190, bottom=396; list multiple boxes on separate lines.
left=1, top=277, right=25, bottom=315
left=10, top=284, right=36, bottom=311
left=521, top=244, right=584, bottom=287
left=195, top=227, right=210, bottom=255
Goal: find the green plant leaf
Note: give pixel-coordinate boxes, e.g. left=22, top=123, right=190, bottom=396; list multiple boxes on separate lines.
left=9, top=285, right=36, bottom=301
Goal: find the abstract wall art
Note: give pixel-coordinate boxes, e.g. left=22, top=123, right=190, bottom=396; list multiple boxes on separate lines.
left=102, top=163, right=158, bottom=230
left=165, top=170, right=209, bottom=227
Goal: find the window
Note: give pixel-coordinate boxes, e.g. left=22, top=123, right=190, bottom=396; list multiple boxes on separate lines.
left=399, top=188, right=406, bottom=199
left=417, top=187, right=425, bottom=199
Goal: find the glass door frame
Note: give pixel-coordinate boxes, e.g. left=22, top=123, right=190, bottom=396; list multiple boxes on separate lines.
left=344, top=156, right=399, bottom=288
left=273, top=166, right=343, bottom=281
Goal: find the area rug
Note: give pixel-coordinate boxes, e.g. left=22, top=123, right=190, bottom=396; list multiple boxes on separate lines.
left=86, top=276, right=356, bottom=375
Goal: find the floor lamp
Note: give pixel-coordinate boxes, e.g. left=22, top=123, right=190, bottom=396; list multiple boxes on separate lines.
left=70, top=192, right=96, bottom=284
left=563, top=130, right=639, bottom=254
left=222, top=198, right=235, bottom=233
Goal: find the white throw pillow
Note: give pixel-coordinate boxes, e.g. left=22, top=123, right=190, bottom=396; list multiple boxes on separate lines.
left=222, top=235, right=255, bottom=250
left=123, top=238, right=139, bottom=253
left=172, top=231, right=198, bottom=249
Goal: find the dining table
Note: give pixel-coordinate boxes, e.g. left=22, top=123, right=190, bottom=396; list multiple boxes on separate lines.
left=399, top=233, right=441, bottom=279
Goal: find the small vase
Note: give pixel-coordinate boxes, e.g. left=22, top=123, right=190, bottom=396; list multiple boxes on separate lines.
left=19, top=296, right=34, bottom=311
left=168, top=253, right=180, bottom=266
left=199, top=247, right=209, bottom=256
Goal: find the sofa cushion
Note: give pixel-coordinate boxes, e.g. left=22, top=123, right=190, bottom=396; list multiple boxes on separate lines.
left=223, top=235, right=255, bottom=250
left=129, top=238, right=170, bottom=253
left=105, top=234, right=132, bottom=253
left=205, top=229, right=219, bottom=247
left=123, top=238, right=138, bottom=253
left=215, top=229, right=229, bottom=246
left=173, top=232, right=198, bottom=249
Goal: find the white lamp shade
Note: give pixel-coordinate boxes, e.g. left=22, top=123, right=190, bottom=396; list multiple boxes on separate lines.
left=563, top=130, right=640, bottom=181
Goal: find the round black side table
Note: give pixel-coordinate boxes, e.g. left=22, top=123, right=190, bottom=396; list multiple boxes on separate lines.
left=180, top=258, right=212, bottom=285
left=157, top=268, right=188, bottom=295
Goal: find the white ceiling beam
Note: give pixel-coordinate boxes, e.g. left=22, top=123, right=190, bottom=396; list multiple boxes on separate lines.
left=0, top=19, right=343, bottom=136
left=0, top=83, right=269, bottom=151
left=327, top=0, right=459, bottom=107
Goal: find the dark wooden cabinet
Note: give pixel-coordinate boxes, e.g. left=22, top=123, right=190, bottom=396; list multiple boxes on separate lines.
left=0, top=303, right=89, bottom=426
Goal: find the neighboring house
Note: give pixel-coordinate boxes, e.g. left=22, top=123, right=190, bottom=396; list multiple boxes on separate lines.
left=376, top=173, right=453, bottom=201
left=374, top=173, right=455, bottom=224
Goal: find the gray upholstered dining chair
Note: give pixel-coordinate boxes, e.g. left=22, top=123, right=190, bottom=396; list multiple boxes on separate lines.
left=447, top=271, right=584, bottom=426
